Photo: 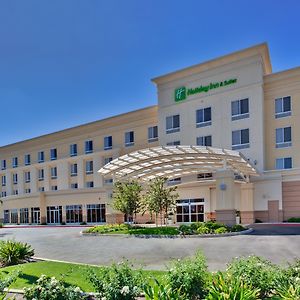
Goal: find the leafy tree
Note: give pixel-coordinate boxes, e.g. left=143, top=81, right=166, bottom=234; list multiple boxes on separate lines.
left=143, top=177, right=179, bottom=226
left=112, top=180, right=143, bottom=223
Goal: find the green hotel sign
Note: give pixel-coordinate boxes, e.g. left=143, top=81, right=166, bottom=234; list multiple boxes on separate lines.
left=174, top=78, right=237, bottom=102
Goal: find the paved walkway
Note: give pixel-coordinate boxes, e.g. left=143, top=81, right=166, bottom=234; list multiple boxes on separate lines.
left=0, top=224, right=299, bottom=271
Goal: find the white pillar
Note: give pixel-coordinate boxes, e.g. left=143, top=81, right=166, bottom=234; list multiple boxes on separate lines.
left=77, top=158, right=84, bottom=189
left=30, top=168, right=38, bottom=193
left=93, top=156, right=103, bottom=188
left=57, top=161, right=69, bottom=190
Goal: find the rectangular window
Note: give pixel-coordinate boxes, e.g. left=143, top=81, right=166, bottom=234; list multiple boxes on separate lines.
left=104, top=157, right=113, bottom=165
left=87, top=204, right=106, bottom=223
left=12, top=173, right=18, bottom=185
left=104, top=178, right=113, bottom=184
left=20, top=208, right=29, bottom=224
left=231, top=98, right=249, bottom=120
left=196, top=135, right=212, bottom=146
left=85, top=140, right=93, bottom=154
left=13, top=189, right=18, bottom=195
left=38, top=187, right=45, bottom=192
left=71, top=183, right=78, bottom=189
left=4, top=210, right=10, bottom=223
left=276, top=127, right=292, bottom=148
left=166, top=115, right=180, bottom=134
left=38, top=151, right=44, bottom=163
left=38, top=169, right=44, bottom=181
left=1, top=160, right=6, bottom=170
left=12, top=157, right=18, bottom=168
left=86, top=181, right=94, bottom=188
left=275, top=96, right=291, bottom=118
left=25, top=171, right=31, bottom=183
left=104, top=136, right=113, bottom=150
left=125, top=131, right=134, bottom=147
left=50, top=148, right=57, bottom=160
left=232, top=129, right=250, bottom=150
left=70, top=144, right=77, bottom=157
left=166, top=141, right=180, bottom=146
left=197, top=173, right=213, bottom=180
left=1, top=191, right=7, bottom=198
left=51, top=167, right=57, bottom=179
left=276, top=157, right=292, bottom=170
left=1, top=175, right=6, bottom=186
left=71, top=163, right=78, bottom=176
left=66, top=205, right=82, bottom=223
left=167, top=177, right=181, bottom=186
left=24, top=154, right=31, bottom=166
left=51, top=185, right=58, bottom=191
left=85, top=160, right=93, bottom=174
left=25, top=188, right=31, bottom=194
left=196, top=107, right=212, bottom=127
left=148, top=126, right=158, bottom=142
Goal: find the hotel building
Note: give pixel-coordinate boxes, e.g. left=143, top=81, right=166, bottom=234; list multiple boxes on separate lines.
left=1, top=43, right=300, bottom=225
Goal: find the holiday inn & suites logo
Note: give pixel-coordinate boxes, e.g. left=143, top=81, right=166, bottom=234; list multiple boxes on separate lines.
left=174, top=78, right=237, bottom=102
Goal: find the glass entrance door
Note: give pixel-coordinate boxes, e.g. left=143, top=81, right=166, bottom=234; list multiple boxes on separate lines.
left=31, top=207, right=40, bottom=224
left=47, top=206, right=62, bottom=224
left=176, top=198, right=204, bottom=223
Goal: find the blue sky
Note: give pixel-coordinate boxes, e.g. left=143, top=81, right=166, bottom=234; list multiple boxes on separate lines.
left=1, top=0, right=300, bottom=146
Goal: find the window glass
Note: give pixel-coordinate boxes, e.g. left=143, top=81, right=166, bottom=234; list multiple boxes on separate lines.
left=232, top=130, right=240, bottom=145
left=283, top=97, right=291, bottom=112
left=241, top=129, right=249, bottom=144
left=240, top=99, right=249, bottom=114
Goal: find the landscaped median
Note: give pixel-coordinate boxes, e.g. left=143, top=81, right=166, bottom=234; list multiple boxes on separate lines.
left=82, top=221, right=252, bottom=238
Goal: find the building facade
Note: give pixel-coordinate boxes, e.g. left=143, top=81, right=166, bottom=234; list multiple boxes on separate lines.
left=1, top=43, right=300, bottom=224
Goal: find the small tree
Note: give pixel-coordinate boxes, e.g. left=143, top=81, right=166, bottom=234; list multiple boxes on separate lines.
left=112, top=180, right=143, bottom=223
left=144, top=177, right=179, bottom=226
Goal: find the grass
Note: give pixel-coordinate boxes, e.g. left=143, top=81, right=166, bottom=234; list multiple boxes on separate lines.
left=0, top=261, right=166, bottom=292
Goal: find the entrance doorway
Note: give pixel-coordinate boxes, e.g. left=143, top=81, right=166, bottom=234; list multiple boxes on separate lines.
left=268, top=200, right=279, bottom=222
left=47, top=206, right=62, bottom=224
left=176, top=198, right=205, bottom=223
left=31, top=207, right=40, bottom=224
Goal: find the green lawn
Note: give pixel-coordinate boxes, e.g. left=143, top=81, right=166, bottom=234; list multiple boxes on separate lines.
left=0, top=261, right=166, bottom=292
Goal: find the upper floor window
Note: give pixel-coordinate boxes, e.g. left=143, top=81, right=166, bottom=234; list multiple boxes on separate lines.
left=38, top=151, right=44, bottom=163
left=1, top=160, right=6, bottom=170
left=197, top=135, right=212, bottom=147
left=276, top=157, right=292, bottom=170
left=86, top=160, right=93, bottom=174
left=166, top=141, right=180, bottom=146
left=50, top=148, right=57, bottom=160
left=275, top=96, right=291, bottom=118
left=104, top=157, right=113, bottom=165
left=70, top=163, right=78, bottom=176
left=1, top=175, right=6, bottom=187
left=86, top=181, right=94, bottom=188
left=51, top=167, right=57, bottom=179
left=148, top=126, right=158, bottom=142
left=70, top=144, right=77, bottom=157
left=24, top=154, right=31, bottom=166
left=276, top=127, right=292, bottom=148
left=85, top=140, right=93, bottom=154
left=167, top=177, right=181, bottom=186
left=1, top=191, right=7, bottom=198
left=232, top=129, right=249, bottom=150
left=12, top=173, right=18, bottom=184
left=25, top=188, right=31, bottom=194
left=231, top=98, right=249, bottom=121
left=51, top=185, right=58, bottom=191
left=166, top=115, right=180, bottom=134
left=125, top=131, right=134, bottom=147
left=104, top=136, right=113, bottom=150
left=12, top=157, right=18, bottom=168
left=25, top=171, right=31, bottom=183
left=196, top=107, right=211, bottom=127
left=38, top=169, right=44, bottom=181
left=71, top=183, right=78, bottom=189
left=13, top=189, right=18, bottom=195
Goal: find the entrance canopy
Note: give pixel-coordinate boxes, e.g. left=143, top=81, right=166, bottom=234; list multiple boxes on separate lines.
left=98, top=146, right=258, bottom=182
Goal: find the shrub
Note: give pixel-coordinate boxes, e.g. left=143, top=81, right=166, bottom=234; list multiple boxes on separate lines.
left=87, top=261, right=142, bottom=300
left=23, top=275, right=85, bottom=300
left=166, top=251, right=208, bottom=299
left=287, top=217, right=300, bottom=223
left=0, top=240, right=34, bottom=267
left=214, top=227, right=228, bottom=234
left=205, top=272, right=259, bottom=300
left=190, top=222, right=203, bottom=231
left=230, top=224, right=246, bottom=232
left=196, top=226, right=210, bottom=234
left=178, top=224, right=193, bottom=235
left=0, top=271, right=20, bottom=299
left=80, top=221, right=87, bottom=225
left=85, top=223, right=130, bottom=234
left=204, top=221, right=225, bottom=231
left=226, top=255, right=279, bottom=298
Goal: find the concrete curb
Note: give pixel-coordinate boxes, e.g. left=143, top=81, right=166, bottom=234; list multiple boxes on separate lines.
left=80, top=228, right=253, bottom=238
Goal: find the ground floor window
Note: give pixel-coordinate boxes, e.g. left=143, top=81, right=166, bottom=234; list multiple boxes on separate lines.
left=47, top=206, right=62, bottom=224
left=31, top=207, right=40, bottom=224
left=4, top=210, right=10, bottom=223
left=66, top=205, right=83, bottom=223
left=176, top=198, right=204, bottom=223
left=10, top=209, right=18, bottom=224
left=20, top=208, right=29, bottom=224
left=87, top=204, right=106, bottom=223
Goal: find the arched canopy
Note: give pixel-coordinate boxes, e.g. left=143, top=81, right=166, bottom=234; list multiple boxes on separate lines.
left=98, top=145, right=258, bottom=182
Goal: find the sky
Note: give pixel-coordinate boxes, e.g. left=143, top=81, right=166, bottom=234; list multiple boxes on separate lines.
left=0, top=0, right=300, bottom=146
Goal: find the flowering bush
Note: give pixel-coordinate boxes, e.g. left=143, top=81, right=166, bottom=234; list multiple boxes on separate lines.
left=0, top=271, right=19, bottom=300
left=23, top=274, right=86, bottom=300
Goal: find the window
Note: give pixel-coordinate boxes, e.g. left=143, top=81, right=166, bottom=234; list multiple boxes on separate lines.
left=70, top=144, right=77, bottom=157
left=231, top=98, right=249, bottom=120
left=13, top=189, right=18, bottom=195
left=38, top=151, right=44, bottom=163
left=104, top=136, right=113, bottom=150
left=197, top=135, right=212, bottom=146
left=104, top=178, right=113, bottom=184
left=232, top=129, right=250, bottom=150
left=86, top=181, right=94, bottom=188
left=20, top=208, right=29, bottom=223
left=166, top=141, right=180, bottom=146
left=87, top=204, right=106, bottom=223
left=1, top=176, right=6, bottom=187
left=104, top=157, right=113, bottom=165
left=197, top=173, right=213, bottom=180
left=71, top=183, right=78, bottom=189
left=4, top=210, right=9, bottom=223
left=12, top=157, right=18, bottom=168
left=50, top=148, right=57, bottom=160
left=1, top=191, right=7, bottom=197
left=276, top=157, right=292, bottom=170
left=167, top=177, right=181, bottom=186
left=38, top=169, right=44, bottom=181
left=70, top=163, right=78, bottom=176
left=85, top=160, right=93, bottom=174
left=148, top=126, right=158, bottom=142
left=1, top=160, right=6, bottom=170
left=51, top=185, right=58, bottom=191
left=125, top=131, right=134, bottom=147
left=25, top=188, right=31, bottom=194
left=38, top=187, right=45, bottom=192
left=196, top=107, right=211, bottom=127
left=275, top=96, right=291, bottom=118
left=66, top=205, right=82, bottom=223
left=276, top=127, right=292, bottom=148
left=166, top=115, right=180, bottom=133
left=10, top=209, right=18, bottom=224
left=85, top=140, right=93, bottom=154
left=25, top=171, right=31, bottom=183
left=12, top=173, right=18, bottom=184
left=24, top=154, right=31, bottom=166
left=51, top=167, right=57, bottom=179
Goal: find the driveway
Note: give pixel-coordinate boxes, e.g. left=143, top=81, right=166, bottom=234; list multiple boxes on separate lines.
left=0, top=224, right=299, bottom=271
